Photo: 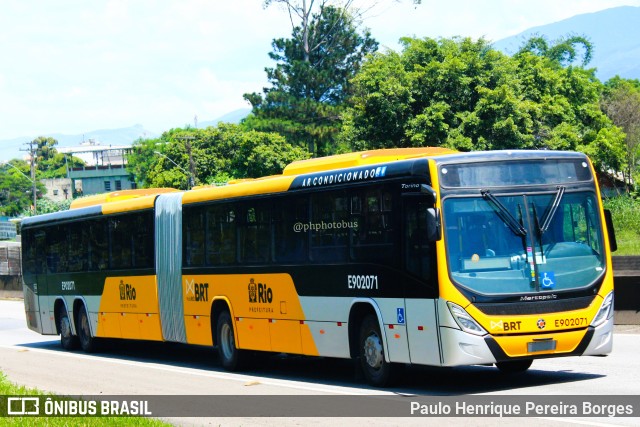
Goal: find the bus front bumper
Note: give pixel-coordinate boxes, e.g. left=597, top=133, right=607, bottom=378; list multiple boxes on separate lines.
left=439, top=316, right=613, bottom=367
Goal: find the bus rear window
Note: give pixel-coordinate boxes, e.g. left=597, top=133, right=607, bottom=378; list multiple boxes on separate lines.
left=440, top=159, right=592, bottom=188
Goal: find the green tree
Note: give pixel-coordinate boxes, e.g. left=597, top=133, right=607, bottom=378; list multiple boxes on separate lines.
left=0, top=161, right=45, bottom=216
left=27, top=136, right=85, bottom=179
left=0, top=137, right=83, bottom=215
left=127, top=131, right=197, bottom=190
left=244, top=4, right=377, bottom=156
left=340, top=36, right=622, bottom=173
left=33, top=136, right=58, bottom=164
left=24, top=198, right=72, bottom=216
left=128, top=124, right=309, bottom=189
left=516, top=34, right=593, bottom=67
left=39, top=152, right=85, bottom=179
left=194, top=123, right=310, bottom=180
left=601, top=77, right=640, bottom=192
left=126, top=137, right=168, bottom=188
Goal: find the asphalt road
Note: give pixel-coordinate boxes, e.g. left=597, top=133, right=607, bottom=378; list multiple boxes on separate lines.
left=1, top=299, right=639, bottom=426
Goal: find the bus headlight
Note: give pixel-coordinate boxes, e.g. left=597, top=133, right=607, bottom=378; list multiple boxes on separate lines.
left=447, top=302, right=487, bottom=336
left=591, top=292, right=614, bottom=327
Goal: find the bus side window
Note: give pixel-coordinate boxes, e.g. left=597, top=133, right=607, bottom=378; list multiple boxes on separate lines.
left=274, top=196, right=309, bottom=263
left=68, top=226, right=89, bottom=272
left=89, top=219, right=108, bottom=271
left=184, top=207, right=205, bottom=267
left=350, top=188, right=396, bottom=265
left=46, top=224, right=68, bottom=273
left=132, top=211, right=154, bottom=268
left=404, top=198, right=433, bottom=281
left=110, top=217, right=132, bottom=270
left=310, top=191, right=349, bottom=262
left=238, top=204, right=271, bottom=264
left=23, top=229, right=46, bottom=275
left=206, top=205, right=237, bottom=265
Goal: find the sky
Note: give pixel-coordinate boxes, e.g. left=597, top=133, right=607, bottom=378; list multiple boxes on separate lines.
left=1, top=0, right=639, bottom=143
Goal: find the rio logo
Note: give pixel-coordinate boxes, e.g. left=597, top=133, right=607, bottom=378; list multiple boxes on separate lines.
left=119, top=281, right=136, bottom=301
left=248, top=278, right=273, bottom=304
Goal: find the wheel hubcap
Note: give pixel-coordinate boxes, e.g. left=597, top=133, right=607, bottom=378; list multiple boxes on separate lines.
left=81, top=316, right=89, bottom=337
left=220, top=323, right=234, bottom=360
left=60, top=317, right=71, bottom=338
left=363, top=333, right=383, bottom=370
left=79, top=313, right=92, bottom=347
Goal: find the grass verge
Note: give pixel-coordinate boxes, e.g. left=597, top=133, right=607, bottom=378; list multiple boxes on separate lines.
left=603, top=196, right=640, bottom=256
left=0, top=371, right=171, bottom=426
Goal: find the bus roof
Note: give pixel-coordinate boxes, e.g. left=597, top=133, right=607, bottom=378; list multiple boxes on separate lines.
left=25, top=148, right=592, bottom=226
left=70, top=188, right=179, bottom=209
left=283, top=147, right=456, bottom=176
left=429, top=149, right=589, bottom=165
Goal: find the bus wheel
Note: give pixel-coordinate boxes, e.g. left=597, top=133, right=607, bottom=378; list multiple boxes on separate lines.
left=359, top=314, right=394, bottom=387
left=217, top=310, right=245, bottom=371
left=58, top=310, right=78, bottom=350
left=77, top=306, right=97, bottom=353
left=496, top=359, right=532, bottom=373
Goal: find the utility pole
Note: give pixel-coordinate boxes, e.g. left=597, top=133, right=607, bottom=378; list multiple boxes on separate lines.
left=178, top=135, right=197, bottom=189
left=20, top=140, right=38, bottom=215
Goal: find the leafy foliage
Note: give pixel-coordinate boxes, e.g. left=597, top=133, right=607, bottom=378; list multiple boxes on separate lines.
left=29, top=136, right=84, bottom=178
left=128, top=124, right=310, bottom=189
left=244, top=5, right=377, bottom=156
left=0, top=162, right=44, bottom=216
left=516, top=34, right=593, bottom=67
left=0, top=137, right=85, bottom=215
left=23, top=198, right=72, bottom=216
left=601, top=77, right=640, bottom=192
left=603, top=196, right=640, bottom=255
left=340, top=36, right=624, bottom=174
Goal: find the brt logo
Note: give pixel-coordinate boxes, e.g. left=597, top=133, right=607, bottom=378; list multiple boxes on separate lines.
left=185, top=279, right=209, bottom=302
left=248, top=278, right=273, bottom=304
left=119, top=281, right=136, bottom=301
left=490, top=320, right=522, bottom=331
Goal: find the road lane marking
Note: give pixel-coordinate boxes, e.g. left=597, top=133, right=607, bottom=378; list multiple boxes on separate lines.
left=0, top=343, right=390, bottom=396
left=537, top=417, right=632, bottom=427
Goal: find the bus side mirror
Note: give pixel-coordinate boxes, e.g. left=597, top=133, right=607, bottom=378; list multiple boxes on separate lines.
left=426, top=207, right=441, bottom=242
left=604, top=209, right=617, bottom=252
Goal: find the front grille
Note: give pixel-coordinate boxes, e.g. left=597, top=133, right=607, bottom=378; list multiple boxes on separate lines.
left=474, top=296, right=595, bottom=315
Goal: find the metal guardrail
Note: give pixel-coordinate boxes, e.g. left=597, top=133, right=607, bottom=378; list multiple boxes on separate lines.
left=612, top=256, right=640, bottom=277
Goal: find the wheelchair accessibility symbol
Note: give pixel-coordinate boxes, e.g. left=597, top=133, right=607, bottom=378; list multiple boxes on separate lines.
left=397, top=308, right=405, bottom=324
left=540, top=272, right=555, bottom=289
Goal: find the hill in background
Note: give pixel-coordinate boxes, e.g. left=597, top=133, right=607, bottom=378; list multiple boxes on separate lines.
left=0, top=110, right=250, bottom=162
left=492, top=6, right=640, bottom=81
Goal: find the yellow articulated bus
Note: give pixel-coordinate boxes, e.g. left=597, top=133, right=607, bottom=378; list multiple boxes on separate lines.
left=21, top=148, right=617, bottom=386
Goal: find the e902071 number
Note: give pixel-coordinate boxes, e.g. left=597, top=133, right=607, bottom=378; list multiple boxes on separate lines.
left=554, top=317, right=588, bottom=328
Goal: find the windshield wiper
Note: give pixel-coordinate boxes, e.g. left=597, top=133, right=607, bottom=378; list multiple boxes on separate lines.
left=481, top=190, right=527, bottom=237
left=531, top=203, right=546, bottom=262
left=538, top=186, right=565, bottom=235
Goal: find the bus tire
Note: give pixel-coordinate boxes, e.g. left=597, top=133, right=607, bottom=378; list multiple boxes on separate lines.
left=495, top=359, right=532, bottom=373
left=77, top=305, right=97, bottom=353
left=58, top=309, right=79, bottom=350
left=358, top=314, right=394, bottom=387
left=216, top=310, right=245, bottom=371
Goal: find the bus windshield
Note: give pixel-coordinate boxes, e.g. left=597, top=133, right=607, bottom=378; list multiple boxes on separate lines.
left=443, top=191, right=605, bottom=295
